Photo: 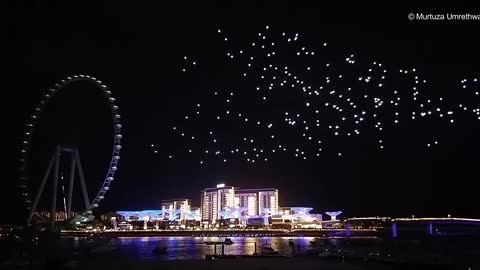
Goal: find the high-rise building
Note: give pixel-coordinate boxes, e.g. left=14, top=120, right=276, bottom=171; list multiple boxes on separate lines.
left=161, top=199, right=191, bottom=221
left=258, top=188, right=279, bottom=215
left=200, top=184, right=235, bottom=223
left=234, top=189, right=258, bottom=216
left=200, top=185, right=279, bottom=225
left=235, top=188, right=278, bottom=216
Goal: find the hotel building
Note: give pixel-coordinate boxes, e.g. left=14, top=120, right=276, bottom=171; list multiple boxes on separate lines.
left=200, top=184, right=279, bottom=225
left=200, top=184, right=235, bottom=224
left=234, top=188, right=279, bottom=216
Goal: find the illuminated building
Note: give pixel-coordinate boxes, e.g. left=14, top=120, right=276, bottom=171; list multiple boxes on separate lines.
left=277, top=207, right=293, bottom=215
left=114, top=206, right=199, bottom=230
left=101, top=212, right=121, bottom=221
left=183, top=207, right=201, bottom=228
left=100, top=212, right=122, bottom=229
left=161, top=198, right=191, bottom=222
left=200, top=185, right=279, bottom=225
left=234, top=189, right=258, bottom=216
left=234, top=188, right=279, bottom=216
left=116, top=210, right=164, bottom=221
left=34, top=211, right=77, bottom=222
left=114, top=210, right=161, bottom=230
left=272, top=207, right=323, bottom=229
left=218, top=206, right=247, bottom=219
left=200, top=184, right=235, bottom=224
left=185, top=207, right=201, bottom=221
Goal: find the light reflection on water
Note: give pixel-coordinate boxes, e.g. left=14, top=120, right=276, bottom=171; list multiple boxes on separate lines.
left=70, top=236, right=333, bottom=260
left=70, top=236, right=388, bottom=261
left=61, top=235, right=480, bottom=266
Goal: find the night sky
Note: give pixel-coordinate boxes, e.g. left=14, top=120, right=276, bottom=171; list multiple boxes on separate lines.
left=4, top=3, right=480, bottom=224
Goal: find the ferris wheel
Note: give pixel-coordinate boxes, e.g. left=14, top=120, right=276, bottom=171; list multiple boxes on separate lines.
left=18, top=75, right=122, bottom=226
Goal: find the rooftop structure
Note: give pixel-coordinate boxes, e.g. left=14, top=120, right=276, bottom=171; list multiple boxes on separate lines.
left=325, top=211, right=343, bottom=220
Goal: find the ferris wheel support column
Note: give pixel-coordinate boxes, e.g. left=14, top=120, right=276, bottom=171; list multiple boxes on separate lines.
left=74, top=149, right=90, bottom=210
left=20, top=75, right=122, bottom=226
left=26, top=147, right=59, bottom=226
left=50, top=146, right=60, bottom=231
left=66, top=153, right=76, bottom=218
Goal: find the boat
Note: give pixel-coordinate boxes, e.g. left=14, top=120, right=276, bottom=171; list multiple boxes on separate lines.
left=224, top=238, right=233, bottom=245
left=260, top=243, right=279, bottom=255
left=152, top=246, right=167, bottom=255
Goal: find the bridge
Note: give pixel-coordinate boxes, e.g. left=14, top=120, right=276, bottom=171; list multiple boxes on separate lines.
left=391, top=217, right=480, bottom=238
left=391, top=217, right=480, bottom=225
left=344, top=217, right=480, bottom=238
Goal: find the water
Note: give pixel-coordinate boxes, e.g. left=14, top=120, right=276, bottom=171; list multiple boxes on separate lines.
left=60, top=235, right=480, bottom=267
left=6, top=236, right=480, bottom=268
left=69, top=236, right=321, bottom=260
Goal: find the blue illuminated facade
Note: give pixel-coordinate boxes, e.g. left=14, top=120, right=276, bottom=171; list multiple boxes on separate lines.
left=111, top=185, right=328, bottom=230
left=117, top=210, right=165, bottom=221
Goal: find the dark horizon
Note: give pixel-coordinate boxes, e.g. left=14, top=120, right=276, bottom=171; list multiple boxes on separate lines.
left=4, top=2, right=480, bottom=224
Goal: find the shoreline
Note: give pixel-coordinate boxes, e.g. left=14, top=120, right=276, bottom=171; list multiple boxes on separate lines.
left=60, top=229, right=380, bottom=238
